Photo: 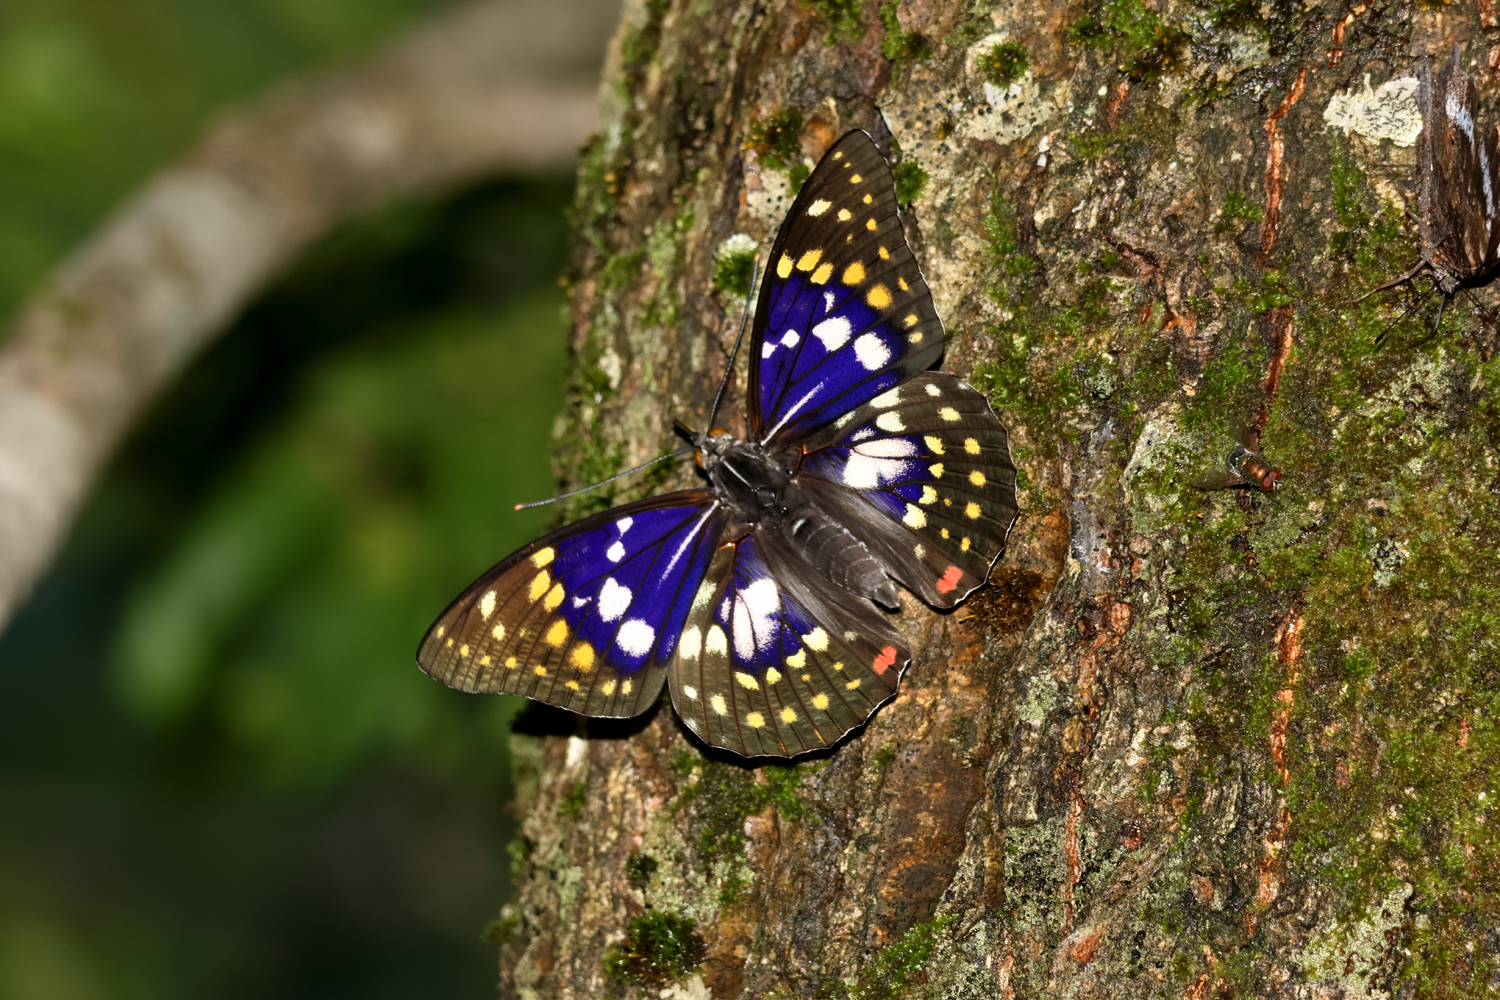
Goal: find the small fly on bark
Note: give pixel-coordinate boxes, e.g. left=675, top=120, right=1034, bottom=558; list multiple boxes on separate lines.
left=1193, top=415, right=1281, bottom=492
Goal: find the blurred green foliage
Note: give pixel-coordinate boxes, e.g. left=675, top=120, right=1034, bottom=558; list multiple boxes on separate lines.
left=0, top=1, right=582, bottom=998
left=0, top=0, right=450, bottom=324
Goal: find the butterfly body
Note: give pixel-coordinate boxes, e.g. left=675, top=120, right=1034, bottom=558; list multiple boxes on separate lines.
left=418, top=130, right=1018, bottom=758
left=1416, top=45, right=1500, bottom=295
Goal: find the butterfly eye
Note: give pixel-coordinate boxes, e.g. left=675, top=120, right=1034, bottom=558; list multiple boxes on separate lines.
left=753, top=485, right=778, bottom=507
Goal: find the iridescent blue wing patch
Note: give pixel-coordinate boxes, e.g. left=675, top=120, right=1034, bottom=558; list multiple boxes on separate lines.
left=748, top=130, right=945, bottom=448
left=667, top=534, right=907, bottom=757
left=797, top=373, right=1018, bottom=607
left=417, top=493, right=726, bottom=718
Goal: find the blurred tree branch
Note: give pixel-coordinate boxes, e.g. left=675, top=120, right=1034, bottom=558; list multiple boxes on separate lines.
left=0, top=0, right=618, bottom=630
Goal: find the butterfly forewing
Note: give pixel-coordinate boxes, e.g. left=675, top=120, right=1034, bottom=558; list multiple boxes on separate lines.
left=417, top=493, right=724, bottom=718
left=750, top=131, right=946, bottom=447
left=1419, top=47, right=1500, bottom=291
left=797, top=373, right=1018, bottom=606
left=668, top=535, right=907, bottom=757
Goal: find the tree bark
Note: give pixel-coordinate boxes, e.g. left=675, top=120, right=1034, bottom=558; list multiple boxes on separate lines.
left=502, top=0, right=1500, bottom=997
left=0, top=0, right=618, bottom=629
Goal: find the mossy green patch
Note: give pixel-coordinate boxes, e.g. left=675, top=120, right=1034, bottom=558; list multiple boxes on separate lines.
left=560, top=779, right=587, bottom=821
left=746, top=109, right=806, bottom=173
left=713, top=240, right=758, bottom=298
left=676, top=760, right=821, bottom=903
left=803, top=0, right=865, bottom=44
left=625, top=851, right=659, bottom=891
left=850, top=915, right=955, bottom=1000
left=892, top=160, right=928, bottom=208
left=976, top=41, right=1029, bottom=88
left=603, top=910, right=707, bottom=989
left=1067, top=0, right=1190, bottom=80
left=879, top=3, right=929, bottom=62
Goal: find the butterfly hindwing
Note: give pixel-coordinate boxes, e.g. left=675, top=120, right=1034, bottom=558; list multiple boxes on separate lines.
left=668, top=534, right=907, bottom=757
left=750, top=130, right=945, bottom=447
left=417, top=493, right=725, bottom=718
left=796, top=372, right=1018, bottom=606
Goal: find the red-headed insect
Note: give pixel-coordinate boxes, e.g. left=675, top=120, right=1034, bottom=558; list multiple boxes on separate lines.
left=1193, top=416, right=1281, bottom=492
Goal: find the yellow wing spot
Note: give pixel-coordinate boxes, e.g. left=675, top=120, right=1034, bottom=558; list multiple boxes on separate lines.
left=865, top=218, right=878, bottom=231
left=903, top=313, right=919, bottom=328
left=831, top=662, right=844, bottom=671
left=803, top=627, right=830, bottom=651
left=491, top=623, right=506, bottom=641
left=903, top=505, right=927, bottom=528
left=866, top=284, right=892, bottom=309
left=505, top=656, right=518, bottom=668
left=571, top=643, right=595, bottom=670
left=531, top=547, right=556, bottom=568
left=811, top=262, right=834, bottom=284
left=545, top=620, right=569, bottom=646
left=766, top=667, right=783, bottom=685
left=813, top=693, right=830, bottom=710
left=961, top=536, right=972, bottom=552
left=850, top=173, right=863, bottom=183
left=777, top=253, right=794, bottom=278
left=710, top=694, right=728, bottom=715
left=445, top=638, right=454, bottom=649
left=898, top=277, right=909, bottom=291
left=832, top=151, right=844, bottom=160
left=878, top=245, right=890, bottom=259
left=930, top=463, right=945, bottom=478
left=735, top=671, right=759, bottom=690
left=534, top=666, right=548, bottom=677
left=939, top=407, right=961, bottom=422
left=802, top=673, right=812, bottom=682
left=796, top=248, right=823, bottom=271
left=565, top=680, right=580, bottom=691
left=941, top=528, right=950, bottom=539
left=908, top=331, right=923, bottom=344
left=622, top=679, right=632, bottom=695
left=920, top=485, right=938, bottom=505
left=842, top=261, right=866, bottom=285
left=970, top=470, right=987, bottom=486
left=965, top=502, right=982, bottom=519
left=601, top=678, right=617, bottom=695
left=746, top=712, right=766, bottom=729
left=435, top=625, right=446, bottom=639
left=528, top=570, right=551, bottom=602
left=480, top=655, right=491, bottom=667
left=837, top=208, right=852, bottom=221
left=807, top=198, right=833, bottom=216
left=943, top=497, right=953, bottom=506
left=544, top=583, right=566, bottom=612
left=862, top=193, right=872, bottom=204
left=845, top=678, right=862, bottom=690
left=964, top=437, right=981, bottom=454
left=780, top=707, right=798, bottom=723
left=786, top=649, right=807, bottom=669
left=924, top=435, right=944, bottom=455
left=459, top=644, right=470, bottom=658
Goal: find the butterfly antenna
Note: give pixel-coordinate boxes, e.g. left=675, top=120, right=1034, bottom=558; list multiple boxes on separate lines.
left=1349, top=259, right=1425, bottom=304
left=513, top=448, right=694, bottom=510
left=1373, top=286, right=1436, bottom=348
left=704, top=255, right=760, bottom=436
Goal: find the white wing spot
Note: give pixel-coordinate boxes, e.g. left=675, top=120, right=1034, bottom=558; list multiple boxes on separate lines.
left=875, top=411, right=905, bottom=432
left=854, top=332, right=891, bottom=370
left=616, top=619, right=656, bottom=657
left=872, top=388, right=901, bottom=408
left=683, top=684, right=699, bottom=700
left=711, top=694, right=728, bottom=715
left=617, top=517, right=633, bottom=534
left=925, top=381, right=942, bottom=397
left=606, top=540, right=626, bottom=562
left=807, top=198, right=833, bottom=216
left=856, top=437, right=917, bottom=457
left=706, top=625, right=728, bottom=655
left=598, top=577, right=632, bottom=622
left=812, top=316, right=853, bottom=351
left=479, top=591, right=496, bottom=620
left=904, top=505, right=928, bottom=528
left=803, top=627, right=830, bottom=651
left=680, top=626, right=702, bottom=659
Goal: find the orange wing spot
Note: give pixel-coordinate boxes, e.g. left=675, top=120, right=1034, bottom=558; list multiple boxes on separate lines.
left=873, top=645, right=898, bottom=675
left=936, top=565, right=964, bottom=594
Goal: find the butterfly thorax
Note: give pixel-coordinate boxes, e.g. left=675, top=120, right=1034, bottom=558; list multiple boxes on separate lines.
left=700, top=433, right=901, bottom=609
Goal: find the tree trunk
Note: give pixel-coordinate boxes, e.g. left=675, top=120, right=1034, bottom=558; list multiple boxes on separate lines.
left=501, top=0, right=1500, bottom=996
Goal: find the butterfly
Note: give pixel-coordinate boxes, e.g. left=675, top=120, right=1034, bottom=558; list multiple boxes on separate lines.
left=1191, top=414, right=1281, bottom=492
left=416, top=130, right=1018, bottom=758
left=1415, top=44, right=1500, bottom=296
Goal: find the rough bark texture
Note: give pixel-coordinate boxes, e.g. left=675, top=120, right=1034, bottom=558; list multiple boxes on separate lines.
left=0, top=0, right=618, bottom=629
left=501, top=0, right=1499, bottom=997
